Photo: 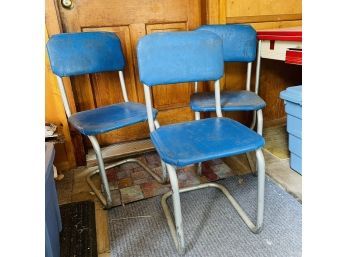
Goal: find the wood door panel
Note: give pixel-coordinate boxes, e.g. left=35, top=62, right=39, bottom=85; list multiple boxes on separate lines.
left=75, top=0, right=188, bottom=27
left=83, top=26, right=138, bottom=103
left=70, top=75, right=96, bottom=111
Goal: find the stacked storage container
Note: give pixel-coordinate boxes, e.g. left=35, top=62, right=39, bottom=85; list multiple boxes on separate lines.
left=45, top=143, right=62, bottom=257
left=280, top=86, right=302, bottom=174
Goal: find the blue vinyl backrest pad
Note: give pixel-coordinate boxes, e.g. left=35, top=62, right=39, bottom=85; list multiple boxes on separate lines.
left=46, top=32, right=125, bottom=77
left=137, top=31, right=224, bottom=86
left=197, top=24, right=257, bottom=62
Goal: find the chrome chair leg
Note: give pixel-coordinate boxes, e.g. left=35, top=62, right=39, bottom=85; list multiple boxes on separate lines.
left=194, top=112, right=203, bottom=176
left=161, top=148, right=265, bottom=253
left=247, top=109, right=264, bottom=176
left=196, top=162, right=202, bottom=176
left=161, top=164, right=185, bottom=254
left=88, top=135, right=112, bottom=207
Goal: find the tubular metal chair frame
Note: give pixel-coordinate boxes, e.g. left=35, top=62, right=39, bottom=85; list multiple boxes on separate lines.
left=194, top=46, right=263, bottom=175
left=55, top=71, right=168, bottom=209
left=143, top=79, right=265, bottom=254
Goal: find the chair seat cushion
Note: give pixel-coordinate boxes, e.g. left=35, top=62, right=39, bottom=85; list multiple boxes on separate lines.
left=150, top=117, right=264, bottom=167
left=190, top=90, right=266, bottom=112
left=69, top=102, right=158, bottom=136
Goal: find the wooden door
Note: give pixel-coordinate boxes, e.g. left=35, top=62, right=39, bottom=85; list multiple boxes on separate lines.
left=52, top=0, right=202, bottom=148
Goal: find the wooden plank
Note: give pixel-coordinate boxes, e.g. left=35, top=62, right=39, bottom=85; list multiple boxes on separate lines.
left=226, top=0, right=302, bottom=18
left=227, top=14, right=302, bottom=24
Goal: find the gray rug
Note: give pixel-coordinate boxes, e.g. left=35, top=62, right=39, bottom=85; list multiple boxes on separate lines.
left=108, top=175, right=302, bottom=257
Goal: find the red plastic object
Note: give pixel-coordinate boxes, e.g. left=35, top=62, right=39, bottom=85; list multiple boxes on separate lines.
left=257, top=27, right=302, bottom=42
left=285, top=49, right=302, bottom=65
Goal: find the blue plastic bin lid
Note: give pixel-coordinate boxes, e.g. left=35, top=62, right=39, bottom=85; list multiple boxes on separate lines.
left=280, top=85, right=302, bottom=106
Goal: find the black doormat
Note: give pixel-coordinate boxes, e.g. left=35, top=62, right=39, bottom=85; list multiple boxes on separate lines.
left=59, top=201, right=98, bottom=257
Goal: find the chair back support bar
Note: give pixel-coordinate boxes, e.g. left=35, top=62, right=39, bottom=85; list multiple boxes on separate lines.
left=197, top=24, right=257, bottom=62
left=137, top=31, right=224, bottom=86
left=46, top=32, right=125, bottom=77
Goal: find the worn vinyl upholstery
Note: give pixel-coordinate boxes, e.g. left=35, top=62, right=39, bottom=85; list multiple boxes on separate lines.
left=137, top=31, right=224, bottom=86
left=46, top=32, right=125, bottom=77
left=197, top=24, right=257, bottom=62
left=151, top=118, right=265, bottom=167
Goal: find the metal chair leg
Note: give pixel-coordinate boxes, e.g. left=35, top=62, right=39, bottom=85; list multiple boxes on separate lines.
left=246, top=109, right=264, bottom=176
left=161, top=149, right=265, bottom=252
left=161, top=164, right=185, bottom=254
left=255, top=148, right=265, bottom=231
left=194, top=112, right=203, bottom=176
left=196, top=162, right=202, bottom=176
left=87, top=136, right=168, bottom=209
left=88, top=136, right=112, bottom=207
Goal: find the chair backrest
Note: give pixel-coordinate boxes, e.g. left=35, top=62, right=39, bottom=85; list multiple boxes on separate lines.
left=137, top=31, right=224, bottom=86
left=46, top=32, right=125, bottom=77
left=196, top=24, right=257, bottom=63
left=137, top=31, right=224, bottom=132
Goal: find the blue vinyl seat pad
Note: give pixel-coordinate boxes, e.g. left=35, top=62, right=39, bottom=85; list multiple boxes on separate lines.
left=150, top=117, right=264, bottom=167
left=190, top=90, right=266, bottom=112
left=68, top=102, right=158, bottom=136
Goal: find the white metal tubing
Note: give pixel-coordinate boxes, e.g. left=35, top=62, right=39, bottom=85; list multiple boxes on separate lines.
left=56, top=76, right=72, bottom=117
left=166, top=164, right=185, bottom=254
left=195, top=112, right=201, bottom=120
left=143, top=85, right=156, bottom=132
left=214, top=80, right=223, bottom=118
left=161, top=160, right=266, bottom=253
left=154, top=119, right=160, bottom=129
left=256, top=109, right=263, bottom=135
left=194, top=81, right=198, bottom=93
left=255, top=40, right=262, bottom=94
left=246, top=62, right=252, bottom=91
left=255, top=148, right=265, bottom=231
left=118, top=71, right=129, bottom=102
left=250, top=111, right=257, bottom=130
left=196, top=162, right=202, bottom=176
left=88, top=135, right=112, bottom=205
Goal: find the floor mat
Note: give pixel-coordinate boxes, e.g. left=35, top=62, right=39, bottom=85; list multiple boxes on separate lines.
left=263, top=125, right=290, bottom=159
left=59, top=201, right=98, bottom=257
left=104, top=152, right=238, bottom=207
left=108, top=174, right=301, bottom=257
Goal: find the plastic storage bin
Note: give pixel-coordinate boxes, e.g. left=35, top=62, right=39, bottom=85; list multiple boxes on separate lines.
left=45, top=143, right=62, bottom=257
left=280, top=85, right=302, bottom=174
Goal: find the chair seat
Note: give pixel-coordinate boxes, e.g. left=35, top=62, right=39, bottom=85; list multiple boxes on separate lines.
left=69, top=102, right=158, bottom=136
left=190, top=90, right=266, bottom=112
left=150, top=117, right=264, bottom=167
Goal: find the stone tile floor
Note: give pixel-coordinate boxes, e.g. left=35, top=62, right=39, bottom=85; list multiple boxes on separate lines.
left=102, top=152, right=234, bottom=207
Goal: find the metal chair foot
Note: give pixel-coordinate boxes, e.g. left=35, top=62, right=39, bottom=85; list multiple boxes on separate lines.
left=162, top=150, right=265, bottom=252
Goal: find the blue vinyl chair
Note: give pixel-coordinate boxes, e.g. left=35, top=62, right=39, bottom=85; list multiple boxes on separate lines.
left=191, top=24, right=266, bottom=174
left=137, top=30, right=266, bottom=253
left=46, top=32, right=167, bottom=209
left=191, top=24, right=265, bottom=131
